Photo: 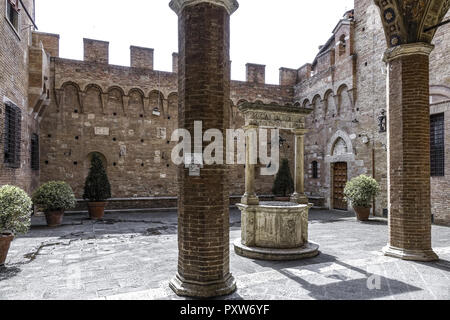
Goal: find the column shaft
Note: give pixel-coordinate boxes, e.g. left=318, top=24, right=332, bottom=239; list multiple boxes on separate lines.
left=383, top=44, right=438, bottom=262
left=169, top=0, right=238, bottom=297
left=291, top=130, right=308, bottom=204
left=241, top=126, right=259, bottom=205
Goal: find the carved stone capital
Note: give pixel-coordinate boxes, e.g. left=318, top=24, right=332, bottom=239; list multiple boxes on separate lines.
left=169, top=0, right=239, bottom=15
left=384, top=43, right=435, bottom=63
left=292, top=129, right=308, bottom=136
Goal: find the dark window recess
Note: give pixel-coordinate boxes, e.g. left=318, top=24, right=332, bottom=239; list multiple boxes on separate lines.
left=312, top=161, right=319, bottom=179
left=30, top=133, right=39, bottom=170
left=430, top=113, right=445, bottom=177
left=6, top=0, right=20, bottom=31
left=4, top=102, right=22, bottom=168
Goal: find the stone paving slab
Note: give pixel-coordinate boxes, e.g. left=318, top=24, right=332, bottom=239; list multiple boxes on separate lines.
left=0, top=209, right=449, bottom=300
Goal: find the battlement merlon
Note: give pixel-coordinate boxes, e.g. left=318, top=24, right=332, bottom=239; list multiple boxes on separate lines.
left=32, top=31, right=60, bottom=58
left=130, top=46, right=154, bottom=70
left=246, top=63, right=265, bottom=84
left=84, top=38, right=109, bottom=64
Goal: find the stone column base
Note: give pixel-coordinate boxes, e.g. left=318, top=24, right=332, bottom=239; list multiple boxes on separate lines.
left=169, top=273, right=237, bottom=298
left=234, top=239, right=320, bottom=261
left=290, top=193, right=309, bottom=205
left=241, top=194, right=259, bottom=205
left=382, top=245, right=439, bottom=262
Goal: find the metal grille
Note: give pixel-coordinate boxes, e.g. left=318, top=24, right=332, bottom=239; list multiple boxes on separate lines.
left=31, top=133, right=39, bottom=171
left=4, top=102, right=22, bottom=168
left=430, top=113, right=445, bottom=177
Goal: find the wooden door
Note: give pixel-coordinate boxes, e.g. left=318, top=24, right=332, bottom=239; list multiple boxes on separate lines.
left=333, top=162, right=348, bottom=210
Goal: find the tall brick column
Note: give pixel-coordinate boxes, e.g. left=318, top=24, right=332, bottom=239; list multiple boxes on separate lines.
left=169, top=0, right=239, bottom=297
left=382, top=43, right=439, bottom=262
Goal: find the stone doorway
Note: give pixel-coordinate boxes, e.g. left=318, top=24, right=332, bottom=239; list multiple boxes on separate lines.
left=332, top=162, right=347, bottom=211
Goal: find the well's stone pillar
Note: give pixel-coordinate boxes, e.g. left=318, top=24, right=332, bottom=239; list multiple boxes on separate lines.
left=169, top=0, right=238, bottom=297
left=241, top=125, right=259, bottom=205
left=291, top=129, right=309, bottom=204
left=382, top=43, right=439, bottom=262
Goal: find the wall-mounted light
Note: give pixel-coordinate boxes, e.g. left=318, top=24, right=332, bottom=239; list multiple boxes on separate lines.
left=153, top=107, right=161, bottom=116
left=279, top=135, right=287, bottom=147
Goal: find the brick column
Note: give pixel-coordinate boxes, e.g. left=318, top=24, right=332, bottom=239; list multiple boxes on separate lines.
left=241, top=125, right=259, bottom=205
left=169, top=0, right=238, bottom=297
left=291, top=129, right=309, bottom=204
left=382, top=43, right=439, bottom=262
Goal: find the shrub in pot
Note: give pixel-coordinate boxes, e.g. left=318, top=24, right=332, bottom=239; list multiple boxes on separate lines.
left=83, top=153, right=111, bottom=220
left=32, top=181, right=76, bottom=227
left=0, top=185, right=32, bottom=266
left=344, top=175, right=380, bottom=221
left=272, top=158, right=294, bottom=201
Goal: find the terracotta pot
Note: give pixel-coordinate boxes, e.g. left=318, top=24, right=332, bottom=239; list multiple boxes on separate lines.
left=88, top=202, right=107, bottom=220
left=274, top=196, right=291, bottom=202
left=354, top=206, right=371, bottom=221
left=45, top=210, right=65, bottom=227
left=0, top=233, right=14, bottom=266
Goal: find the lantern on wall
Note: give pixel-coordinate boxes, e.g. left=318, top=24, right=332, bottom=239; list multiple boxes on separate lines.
left=378, top=109, right=387, bottom=133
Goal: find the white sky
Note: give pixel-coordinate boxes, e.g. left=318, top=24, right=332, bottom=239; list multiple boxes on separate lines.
left=35, top=0, right=354, bottom=85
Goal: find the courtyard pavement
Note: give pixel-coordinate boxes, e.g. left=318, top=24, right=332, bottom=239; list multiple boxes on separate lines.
left=0, top=209, right=449, bottom=300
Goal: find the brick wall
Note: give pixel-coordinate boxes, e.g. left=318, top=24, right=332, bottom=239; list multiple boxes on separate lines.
left=0, top=0, right=40, bottom=194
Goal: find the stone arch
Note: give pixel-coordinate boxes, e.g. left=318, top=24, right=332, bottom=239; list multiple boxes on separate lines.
left=149, top=90, right=165, bottom=116
left=325, top=130, right=355, bottom=163
left=338, top=34, right=347, bottom=56
left=294, top=101, right=301, bottom=107
left=61, top=82, right=81, bottom=113
left=167, top=92, right=178, bottom=120
left=323, top=89, right=334, bottom=119
left=84, top=84, right=103, bottom=114
left=237, top=99, right=248, bottom=106
left=107, top=86, right=125, bottom=116
left=311, top=94, right=322, bottom=120
left=430, top=85, right=450, bottom=104
left=128, top=88, right=145, bottom=117
left=84, top=151, right=109, bottom=183
left=336, top=84, right=349, bottom=115
left=302, top=99, right=310, bottom=108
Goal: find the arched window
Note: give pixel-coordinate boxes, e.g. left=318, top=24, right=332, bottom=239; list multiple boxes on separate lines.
left=312, top=161, right=319, bottom=179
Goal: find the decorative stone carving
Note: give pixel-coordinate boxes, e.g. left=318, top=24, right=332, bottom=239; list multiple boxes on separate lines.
left=169, top=0, right=239, bottom=15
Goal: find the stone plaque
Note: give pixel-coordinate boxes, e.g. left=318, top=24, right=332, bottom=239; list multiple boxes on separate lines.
left=95, top=127, right=110, bottom=136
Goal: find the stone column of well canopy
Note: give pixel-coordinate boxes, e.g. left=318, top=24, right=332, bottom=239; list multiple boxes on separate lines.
left=169, top=0, right=239, bottom=297
left=382, top=43, right=439, bottom=262
left=241, top=125, right=259, bottom=206
left=290, top=129, right=309, bottom=204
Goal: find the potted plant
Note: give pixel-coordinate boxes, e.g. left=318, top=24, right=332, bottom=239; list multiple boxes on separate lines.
left=83, top=153, right=111, bottom=220
left=32, top=181, right=76, bottom=227
left=0, top=185, right=32, bottom=266
left=344, top=175, right=380, bottom=221
left=272, top=158, right=294, bottom=201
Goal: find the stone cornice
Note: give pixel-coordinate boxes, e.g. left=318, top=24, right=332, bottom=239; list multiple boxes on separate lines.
left=169, top=0, right=239, bottom=15
left=384, top=42, right=435, bottom=62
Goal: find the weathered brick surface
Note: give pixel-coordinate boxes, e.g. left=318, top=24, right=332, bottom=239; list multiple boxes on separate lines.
left=0, top=0, right=40, bottom=194
left=176, top=2, right=231, bottom=285
left=387, top=53, right=433, bottom=250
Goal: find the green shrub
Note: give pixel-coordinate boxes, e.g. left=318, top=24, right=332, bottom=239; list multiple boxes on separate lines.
left=32, top=181, right=76, bottom=212
left=0, top=185, right=32, bottom=234
left=83, top=153, right=111, bottom=202
left=344, top=175, right=380, bottom=208
left=272, top=158, right=294, bottom=197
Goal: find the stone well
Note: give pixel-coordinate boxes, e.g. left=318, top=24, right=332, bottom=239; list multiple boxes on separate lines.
left=234, top=102, right=319, bottom=261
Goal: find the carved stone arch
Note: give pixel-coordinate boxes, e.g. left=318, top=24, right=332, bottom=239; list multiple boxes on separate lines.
left=374, top=0, right=450, bottom=47
left=149, top=90, right=165, bottom=117
left=60, top=81, right=82, bottom=113
left=311, top=94, right=322, bottom=119
left=325, top=130, right=355, bottom=163
left=128, top=88, right=146, bottom=117
left=107, top=86, right=125, bottom=116
left=83, top=84, right=104, bottom=114
left=167, top=92, right=179, bottom=120
left=237, top=99, right=248, bottom=106
left=336, top=84, right=350, bottom=115
left=323, top=89, right=334, bottom=118
left=430, top=85, right=450, bottom=104
left=294, top=101, right=301, bottom=107
left=302, top=99, right=310, bottom=108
